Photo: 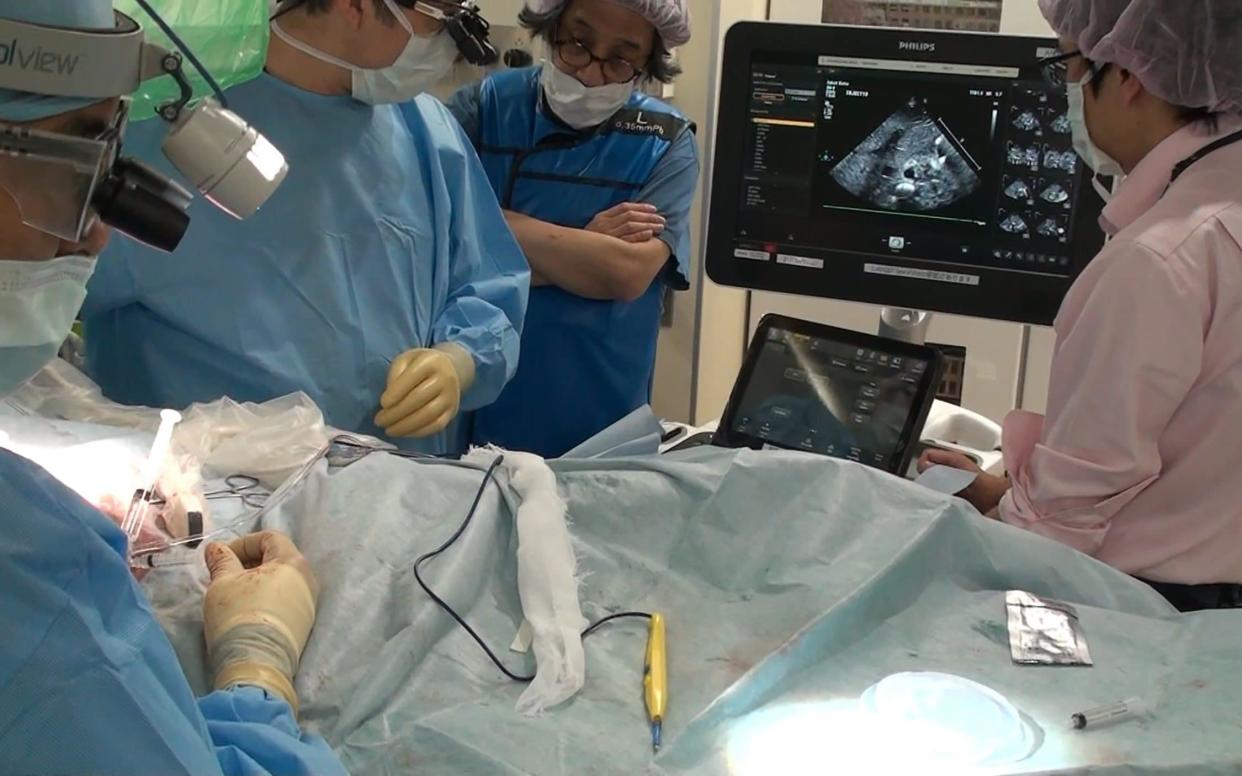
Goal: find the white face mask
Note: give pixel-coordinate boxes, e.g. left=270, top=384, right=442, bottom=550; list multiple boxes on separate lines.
left=0, top=254, right=96, bottom=396
left=1067, top=71, right=1124, bottom=198
left=271, top=0, right=458, bottom=105
left=540, top=61, right=635, bottom=130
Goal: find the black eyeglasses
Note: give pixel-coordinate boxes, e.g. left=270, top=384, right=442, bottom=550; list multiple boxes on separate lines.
left=553, top=37, right=643, bottom=84
left=1038, top=50, right=1083, bottom=87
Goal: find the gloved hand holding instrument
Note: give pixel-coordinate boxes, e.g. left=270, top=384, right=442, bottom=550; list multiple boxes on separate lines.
left=204, top=531, right=319, bottom=715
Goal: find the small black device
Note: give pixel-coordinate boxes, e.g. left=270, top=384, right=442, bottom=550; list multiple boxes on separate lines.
left=440, top=0, right=498, bottom=66
left=93, top=156, right=193, bottom=253
left=665, top=431, right=714, bottom=454
left=367, top=1, right=497, bottom=66
left=706, top=22, right=1109, bottom=325
left=503, top=48, right=534, bottom=69
left=701, top=314, right=943, bottom=475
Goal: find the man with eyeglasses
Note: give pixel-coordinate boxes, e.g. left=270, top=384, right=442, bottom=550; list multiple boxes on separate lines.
left=442, top=0, right=699, bottom=458
left=920, top=0, right=1242, bottom=613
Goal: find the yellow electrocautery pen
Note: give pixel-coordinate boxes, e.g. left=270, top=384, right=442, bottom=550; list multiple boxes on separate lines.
left=644, top=613, right=668, bottom=753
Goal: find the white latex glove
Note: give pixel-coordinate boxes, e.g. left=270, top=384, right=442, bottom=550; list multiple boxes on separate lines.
left=204, top=531, right=318, bottom=714
left=374, top=342, right=476, bottom=438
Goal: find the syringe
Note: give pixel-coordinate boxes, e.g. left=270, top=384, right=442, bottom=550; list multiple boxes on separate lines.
left=1071, top=697, right=1149, bottom=730
left=121, top=408, right=182, bottom=545
left=134, top=545, right=202, bottom=569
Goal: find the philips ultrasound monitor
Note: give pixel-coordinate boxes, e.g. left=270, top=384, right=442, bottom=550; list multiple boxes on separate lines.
left=705, top=23, right=1109, bottom=325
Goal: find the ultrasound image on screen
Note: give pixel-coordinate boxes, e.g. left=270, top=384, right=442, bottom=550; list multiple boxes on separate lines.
left=816, top=77, right=999, bottom=227
left=830, top=97, right=982, bottom=213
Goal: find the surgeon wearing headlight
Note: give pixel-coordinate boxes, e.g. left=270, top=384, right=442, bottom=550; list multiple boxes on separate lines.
left=444, top=0, right=699, bottom=458
left=83, top=0, right=528, bottom=453
left=0, top=3, right=346, bottom=773
left=920, top=0, right=1242, bottom=613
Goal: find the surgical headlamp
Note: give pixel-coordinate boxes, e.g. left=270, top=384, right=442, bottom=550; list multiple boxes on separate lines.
left=0, top=9, right=288, bottom=252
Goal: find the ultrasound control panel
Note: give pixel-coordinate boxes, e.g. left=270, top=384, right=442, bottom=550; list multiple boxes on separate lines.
left=708, top=24, right=1109, bottom=325
left=730, top=327, right=931, bottom=470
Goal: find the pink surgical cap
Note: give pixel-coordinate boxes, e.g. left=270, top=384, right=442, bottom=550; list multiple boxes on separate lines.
left=526, top=0, right=691, bottom=48
left=1039, top=0, right=1242, bottom=114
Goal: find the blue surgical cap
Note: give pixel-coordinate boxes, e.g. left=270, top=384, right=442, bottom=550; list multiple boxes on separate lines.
left=0, top=0, right=119, bottom=122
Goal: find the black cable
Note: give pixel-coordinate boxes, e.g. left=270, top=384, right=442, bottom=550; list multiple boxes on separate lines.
left=132, top=0, right=230, bottom=108
left=410, top=453, right=652, bottom=684
left=582, top=611, right=653, bottom=638
left=413, top=455, right=536, bottom=681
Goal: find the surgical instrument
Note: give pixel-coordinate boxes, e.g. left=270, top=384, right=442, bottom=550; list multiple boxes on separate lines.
left=121, top=408, right=181, bottom=547
left=645, top=613, right=668, bottom=753
left=204, top=474, right=269, bottom=509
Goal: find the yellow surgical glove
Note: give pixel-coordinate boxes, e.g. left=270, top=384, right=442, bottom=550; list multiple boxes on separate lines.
left=203, top=531, right=318, bottom=715
left=375, top=342, right=476, bottom=438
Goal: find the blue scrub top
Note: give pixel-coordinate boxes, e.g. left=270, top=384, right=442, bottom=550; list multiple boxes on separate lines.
left=446, top=78, right=700, bottom=457
left=84, top=75, right=529, bottom=455
left=0, top=449, right=345, bottom=776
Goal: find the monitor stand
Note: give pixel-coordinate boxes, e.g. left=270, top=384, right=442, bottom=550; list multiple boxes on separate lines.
left=877, top=308, right=1007, bottom=478
left=878, top=307, right=933, bottom=345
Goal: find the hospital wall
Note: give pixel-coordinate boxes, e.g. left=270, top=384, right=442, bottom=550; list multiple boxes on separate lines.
left=657, top=0, right=1061, bottom=425
left=651, top=0, right=765, bottom=425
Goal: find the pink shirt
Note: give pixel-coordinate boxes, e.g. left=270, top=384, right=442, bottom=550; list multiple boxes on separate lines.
left=999, top=115, right=1242, bottom=585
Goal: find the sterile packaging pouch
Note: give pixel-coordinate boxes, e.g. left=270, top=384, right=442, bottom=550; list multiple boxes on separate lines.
left=7, top=359, right=330, bottom=490
left=173, top=394, right=329, bottom=490
left=466, top=448, right=588, bottom=715
left=1006, top=590, right=1093, bottom=666
left=7, top=357, right=165, bottom=427
left=115, top=0, right=270, bottom=121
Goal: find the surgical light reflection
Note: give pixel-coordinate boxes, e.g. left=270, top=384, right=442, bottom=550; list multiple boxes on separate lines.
left=0, top=434, right=146, bottom=509
left=728, top=673, right=1038, bottom=776
left=247, top=133, right=287, bottom=182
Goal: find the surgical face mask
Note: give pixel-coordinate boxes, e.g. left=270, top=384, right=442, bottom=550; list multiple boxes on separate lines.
left=0, top=254, right=96, bottom=396
left=1067, top=71, right=1124, bottom=198
left=271, top=0, right=458, bottom=105
left=540, top=61, right=635, bottom=130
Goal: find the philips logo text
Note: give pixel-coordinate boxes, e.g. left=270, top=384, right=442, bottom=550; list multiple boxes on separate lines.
left=899, top=41, right=936, bottom=53
left=0, top=38, right=82, bottom=76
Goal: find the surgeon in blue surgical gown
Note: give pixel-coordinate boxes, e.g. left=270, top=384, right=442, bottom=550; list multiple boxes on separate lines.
left=0, top=2, right=346, bottom=774
left=84, top=0, right=528, bottom=454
